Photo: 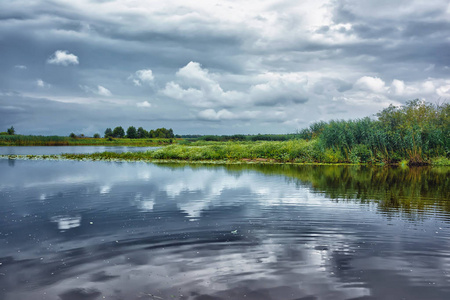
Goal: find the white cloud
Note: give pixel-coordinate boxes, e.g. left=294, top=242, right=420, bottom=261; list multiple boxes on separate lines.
left=198, top=109, right=235, bottom=121
left=198, top=109, right=259, bottom=121
left=80, top=85, right=112, bottom=96
left=436, top=84, right=450, bottom=98
left=249, top=73, right=309, bottom=106
left=162, top=81, right=205, bottom=103
left=14, top=65, right=27, bottom=69
left=137, top=101, right=152, bottom=108
left=36, top=79, right=50, bottom=88
left=176, top=62, right=216, bottom=88
left=422, top=81, right=436, bottom=94
left=163, top=62, right=311, bottom=109
left=97, top=85, right=112, bottom=96
left=47, top=50, right=79, bottom=66
left=354, top=76, right=386, bottom=93
left=136, top=69, right=154, bottom=83
left=390, top=79, right=405, bottom=95
left=132, top=69, right=154, bottom=86
left=162, top=62, right=244, bottom=108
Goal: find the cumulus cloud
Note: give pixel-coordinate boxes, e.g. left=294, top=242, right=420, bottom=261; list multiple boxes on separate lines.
left=162, top=62, right=244, bottom=108
left=47, top=50, right=79, bottom=66
left=354, top=76, right=386, bottom=93
left=136, top=101, right=152, bottom=108
left=390, top=79, right=405, bottom=95
left=131, top=69, right=154, bottom=86
left=163, top=62, right=311, bottom=109
left=176, top=62, right=215, bottom=87
left=249, top=73, right=309, bottom=106
left=14, top=65, right=27, bottom=70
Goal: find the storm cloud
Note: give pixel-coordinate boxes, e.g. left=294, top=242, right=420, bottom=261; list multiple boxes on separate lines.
left=0, top=0, right=449, bottom=135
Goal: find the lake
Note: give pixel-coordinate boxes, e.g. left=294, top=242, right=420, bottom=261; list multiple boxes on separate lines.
left=0, top=146, right=159, bottom=156
left=0, top=159, right=449, bottom=300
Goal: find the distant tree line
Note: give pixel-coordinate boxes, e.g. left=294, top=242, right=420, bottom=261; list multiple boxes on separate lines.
left=0, top=126, right=15, bottom=135
left=104, top=126, right=174, bottom=139
left=181, top=133, right=300, bottom=142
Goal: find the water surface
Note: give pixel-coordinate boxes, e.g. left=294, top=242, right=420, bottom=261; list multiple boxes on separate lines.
left=0, top=160, right=449, bottom=300
left=0, top=146, right=158, bottom=155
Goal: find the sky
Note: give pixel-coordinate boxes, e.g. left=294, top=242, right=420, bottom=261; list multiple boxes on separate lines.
left=1, top=0, right=449, bottom=136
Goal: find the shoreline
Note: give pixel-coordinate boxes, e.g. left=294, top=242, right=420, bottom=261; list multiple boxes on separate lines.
left=2, top=154, right=448, bottom=167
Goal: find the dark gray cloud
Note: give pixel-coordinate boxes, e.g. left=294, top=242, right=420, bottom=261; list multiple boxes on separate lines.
left=0, top=0, right=449, bottom=135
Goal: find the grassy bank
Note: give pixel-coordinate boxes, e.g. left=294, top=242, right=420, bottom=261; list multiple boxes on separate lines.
left=145, top=139, right=449, bottom=165
left=0, top=135, right=176, bottom=146
left=2, top=139, right=449, bottom=165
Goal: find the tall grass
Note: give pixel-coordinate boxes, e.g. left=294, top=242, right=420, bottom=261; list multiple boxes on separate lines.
left=310, top=100, right=449, bottom=164
left=149, top=140, right=322, bottom=162
left=57, top=139, right=356, bottom=164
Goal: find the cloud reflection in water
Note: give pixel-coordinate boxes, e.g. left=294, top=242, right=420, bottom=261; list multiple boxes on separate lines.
left=0, top=160, right=449, bottom=300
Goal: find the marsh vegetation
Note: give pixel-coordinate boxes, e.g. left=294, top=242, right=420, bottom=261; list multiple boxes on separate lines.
left=2, top=100, right=448, bottom=165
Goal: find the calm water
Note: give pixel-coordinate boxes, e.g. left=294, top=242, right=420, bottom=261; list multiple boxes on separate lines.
left=0, top=160, right=449, bottom=300
left=0, top=146, right=159, bottom=155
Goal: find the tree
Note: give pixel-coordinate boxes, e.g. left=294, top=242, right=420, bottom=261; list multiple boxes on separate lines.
left=69, top=132, right=76, bottom=138
left=168, top=128, right=174, bottom=138
left=7, top=126, right=15, bottom=135
left=112, top=126, right=125, bottom=138
left=126, top=126, right=137, bottom=139
left=146, top=128, right=175, bottom=138
left=93, top=133, right=101, bottom=138
left=137, top=127, right=148, bottom=139
left=104, top=128, right=113, bottom=138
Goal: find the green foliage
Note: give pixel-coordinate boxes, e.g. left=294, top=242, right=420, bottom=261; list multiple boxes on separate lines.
left=105, top=126, right=174, bottom=139
left=126, top=126, right=137, bottom=139
left=149, top=128, right=174, bottom=138
left=104, top=128, right=112, bottom=138
left=137, top=127, right=148, bottom=139
left=93, top=133, right=101, bottom=138
left=117, top=140, right=333, bottom=163
left=112, top=126, right=125, bottom=138
left=313, top=100, right=449, bottom=164
left=297, top=121, right=328, bottom=140
left=350, top=144, right=373, bottom=163
left=431, top=157, right=450, bottom=166
left=69, top=133, right=76, bottom=138
left=7, top=126, right=15, bottom=135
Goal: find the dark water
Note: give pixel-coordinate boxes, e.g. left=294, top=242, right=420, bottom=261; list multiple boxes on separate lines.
left=0, top=146, right=159, bottom=155
left=0, top=160, right=449, bottom=300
